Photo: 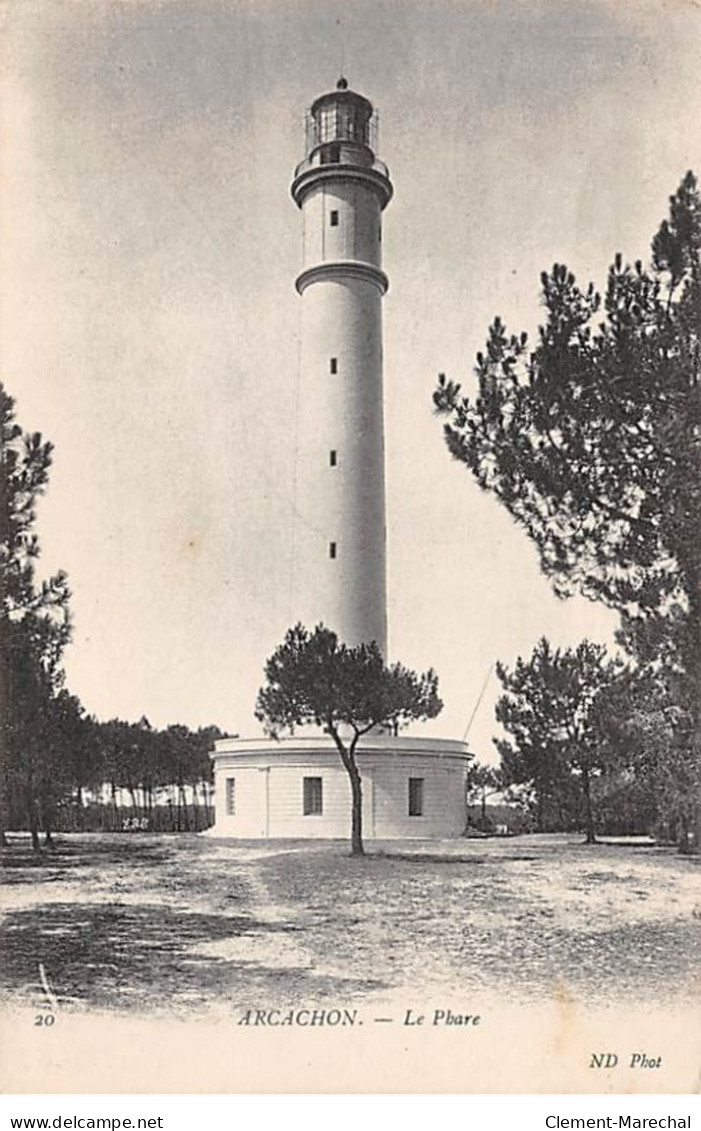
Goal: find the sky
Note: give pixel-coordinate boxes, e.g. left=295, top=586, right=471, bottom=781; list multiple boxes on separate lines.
left=2, top=0, right=700, bottom=761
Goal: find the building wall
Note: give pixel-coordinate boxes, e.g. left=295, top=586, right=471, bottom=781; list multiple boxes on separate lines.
left=212, top=745, right=469, bottom=840
left=370, top=758, right=468, bottom=839
left=302, top=182, right=382, bottom=270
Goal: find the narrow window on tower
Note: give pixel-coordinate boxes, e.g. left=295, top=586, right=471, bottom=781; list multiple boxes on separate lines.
left=329, top=450, right=337, bottom=467
left=303, top=777, right=323, bottom=816
left=330, top=210, right=339, bottom=227
left=408, top=778, right=424, bottom=817
left=226, top=778, right=236, bottom=816
left=329, top=144, right=340, bottom=163
left=329, top=357, right=338, bottom=374
left=329, top=541, right=337, bottom=559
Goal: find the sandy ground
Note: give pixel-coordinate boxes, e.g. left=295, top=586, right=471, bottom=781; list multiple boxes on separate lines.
left=1, top=832, right=700, bottom=1020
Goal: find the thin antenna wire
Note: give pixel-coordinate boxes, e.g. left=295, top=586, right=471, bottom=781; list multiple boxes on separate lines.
left=336, top=16, right=344, bottom=79
left=462, top=663, right=494, bottom=742
left=288, top=269, right=303, bottom=628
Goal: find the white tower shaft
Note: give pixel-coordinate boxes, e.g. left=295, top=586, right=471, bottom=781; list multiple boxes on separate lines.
left=291, top=82, right=393, bottom=655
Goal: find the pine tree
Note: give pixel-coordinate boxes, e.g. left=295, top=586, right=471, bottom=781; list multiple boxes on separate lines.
left=496, top=639, right=619, bottom=843
left=256, top=623, right=442, bottom=855
left=0, top=384, right=72, bottom=847
left=435, top=173, right=701, bottom=848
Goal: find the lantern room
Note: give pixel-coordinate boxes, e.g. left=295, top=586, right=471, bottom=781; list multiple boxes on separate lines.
left=291, top=78, right=392, bottom=210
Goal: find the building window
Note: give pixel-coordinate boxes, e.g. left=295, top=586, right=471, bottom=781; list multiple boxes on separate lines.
left=330, top=210, right=339, bottom=227
left=226, top=778, right=236, bottom=816
left=408, top=778, right=424, bottom=817
left=318, top=107, right=336, bottom=144
left=303, top=776, right=323, bottom=815
left=329, top=357, right=338, bottom=374
left=329, top=541, right=337, bottom=559
left=328, top=144, right=340, bottom=163
left=329, top=450, right=337, bottom=467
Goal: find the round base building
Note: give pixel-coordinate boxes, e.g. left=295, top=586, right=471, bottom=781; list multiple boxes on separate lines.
left=210, top=734, right=471, bottom=840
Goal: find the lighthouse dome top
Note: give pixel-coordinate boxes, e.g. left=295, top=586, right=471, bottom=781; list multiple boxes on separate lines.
left=306, top=79, right=377, bottom=155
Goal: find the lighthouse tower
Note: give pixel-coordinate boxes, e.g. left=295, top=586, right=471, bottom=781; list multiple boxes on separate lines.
left=209, top=81, right=471, bottom=841
left=290, top=79, right=392, bottom=654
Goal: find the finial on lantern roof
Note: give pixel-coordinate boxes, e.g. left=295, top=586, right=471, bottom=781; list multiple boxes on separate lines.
left=336, top=76, right=348, bottom=90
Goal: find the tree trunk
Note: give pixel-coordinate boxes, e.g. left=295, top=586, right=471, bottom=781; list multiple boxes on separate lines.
left=555, top=791, right=568, bottom=833
left=581, top=766, right=596, bottom=844
left=191, top=782, right=200, bottom=832
left=178, top=783, right=191, bottom=831
left=536, top=788, right=544, bottom=834
left=328, top=727, right=365, bottom=856
left=0, top=654, right=10, bottom=846
left=480, top=787, right=487, bottom=828
left=75, top=784, right=84, bottom=830
left=28, top=797, right=40, bottom=852
left=202, top=781, right=214, bottom=828
left=680, top=566, right=700, bottom=853
left=689, top=699, right=701, bottom=855
left=0, top=774, right=10, bottom=848
left=349, top=766, right=364, bottom=856
left=110, top=780, right=118, bottom=831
